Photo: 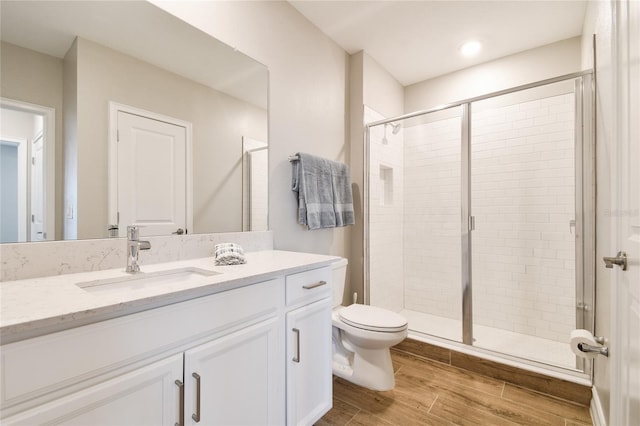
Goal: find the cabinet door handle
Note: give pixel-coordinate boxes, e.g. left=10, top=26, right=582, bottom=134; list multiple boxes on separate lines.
left=192, top=372, right=201, bottom=423
left=302, top=280, right=327, bottom=290
left=292, top=328, right=301, bottom=363
left=175, top=379, right=184, bottom=426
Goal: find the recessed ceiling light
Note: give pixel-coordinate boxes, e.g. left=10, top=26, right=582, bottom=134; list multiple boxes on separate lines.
left=460, top=40, right=482, bottom=58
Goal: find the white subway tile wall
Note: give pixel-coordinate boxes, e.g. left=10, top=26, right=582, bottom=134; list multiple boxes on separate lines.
left=366, top=106, right=405, bottom=312
left=403, top=113, right=463, bottom=325
left=471, top=93, right=576, bottom=343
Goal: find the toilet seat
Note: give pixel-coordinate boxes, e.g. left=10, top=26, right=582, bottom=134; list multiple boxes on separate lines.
left=339, top=304, right=408, bottom=333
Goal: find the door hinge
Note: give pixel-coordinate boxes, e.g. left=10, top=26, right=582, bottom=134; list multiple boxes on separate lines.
left=117, top=129, right=120, bottom=142
left=468, top=216, right=476, bottom=231
left=31, top=214, right=35, bottom=223
left=117, top=212, right=120, bottom=224
left=31, top=157, right=35, bottom=165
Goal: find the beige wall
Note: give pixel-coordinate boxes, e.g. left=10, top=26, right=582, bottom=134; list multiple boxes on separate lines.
left=349, top=52, right=365, bottom=301
left=349, top=51, right=404, bottom=301
left=1, top=41, right=64, bottom=238
left=154, top=1, right=351, bottom=261
left=363, top=54, right=404, bottom=119
left=70, top=37, right=266, bottom=238
left=405, top=37, right=583, bottom=113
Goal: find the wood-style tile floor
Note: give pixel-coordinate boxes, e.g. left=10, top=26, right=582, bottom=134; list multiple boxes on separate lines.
left=317, top=349, right=592, bottom=426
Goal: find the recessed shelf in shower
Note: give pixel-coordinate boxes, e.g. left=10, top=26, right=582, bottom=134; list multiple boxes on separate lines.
left=379, top=165, right=394, bottom=206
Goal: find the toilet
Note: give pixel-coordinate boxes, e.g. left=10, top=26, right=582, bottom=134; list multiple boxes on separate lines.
left=331, top=258, right=408, bottom=391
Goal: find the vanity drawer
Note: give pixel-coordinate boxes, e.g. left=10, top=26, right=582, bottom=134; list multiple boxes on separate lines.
left=0, top=278, right=283, bottom=414
left=286, top=266, right=331, bottom=307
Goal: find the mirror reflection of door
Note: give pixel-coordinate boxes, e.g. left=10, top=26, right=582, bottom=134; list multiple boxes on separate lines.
left=111, top=104, right=192, bottom=238
left=30, top=132, right=45, bottom=241
left=242, top=137, right=268, bottom=232
left=0, top=99, right=54, bottom=243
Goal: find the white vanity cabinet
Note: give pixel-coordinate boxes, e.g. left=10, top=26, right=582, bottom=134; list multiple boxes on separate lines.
left=2, top=354, right=184, bottom=425
left=1, top=278, right=285, bottom=426
left=183, top=316, right=282, bottom=425
left=0, top=256, right=337, bottom=426
left=285, top=267, right=333, bottom=426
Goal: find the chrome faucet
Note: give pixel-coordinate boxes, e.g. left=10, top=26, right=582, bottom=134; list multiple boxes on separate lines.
left=126, top=225, right=151, bottom=273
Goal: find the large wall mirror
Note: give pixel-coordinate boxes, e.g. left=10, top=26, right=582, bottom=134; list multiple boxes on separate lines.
left=0, top=1, right=269, bottom=243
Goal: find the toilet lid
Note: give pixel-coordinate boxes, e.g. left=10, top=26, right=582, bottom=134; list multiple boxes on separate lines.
left=339, top=304, right=408, bottom=332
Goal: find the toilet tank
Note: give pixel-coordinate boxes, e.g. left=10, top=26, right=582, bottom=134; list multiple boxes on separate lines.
left=331, top=258, right=349, bottom=308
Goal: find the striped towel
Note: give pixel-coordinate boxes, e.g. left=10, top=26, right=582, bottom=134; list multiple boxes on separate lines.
left=214, top=243, right=246, bottom=265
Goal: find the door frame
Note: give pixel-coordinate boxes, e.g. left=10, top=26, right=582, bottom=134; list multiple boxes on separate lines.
left=0, top=97, right=55, bottom=241
left=609, top=0, right=639, bottom=423
left=30, top=131, right=45, bottom=242
left=108, top=102, right=193, bottom=235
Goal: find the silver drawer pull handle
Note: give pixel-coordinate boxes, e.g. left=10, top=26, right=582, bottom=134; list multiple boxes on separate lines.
left=192, top=372, right=201, bottom=422
left=175, top=379, right=184, bottom=426
left=292, top=328, right=301, bottom=363
left=302, top=280, right=327, bottom=290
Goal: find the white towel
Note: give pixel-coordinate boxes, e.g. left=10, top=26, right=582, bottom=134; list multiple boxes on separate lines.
left=214, top=243, right=246, bottom=265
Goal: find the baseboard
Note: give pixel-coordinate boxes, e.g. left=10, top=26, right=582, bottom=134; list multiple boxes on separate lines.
left=590, top=386, right=607, bottom=426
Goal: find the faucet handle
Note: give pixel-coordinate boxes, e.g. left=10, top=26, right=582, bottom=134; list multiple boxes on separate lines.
left=127, top=225, right=139, bottom=240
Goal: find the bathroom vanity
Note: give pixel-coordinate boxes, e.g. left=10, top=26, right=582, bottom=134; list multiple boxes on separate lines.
left=0, top=250, right=336, bottom=425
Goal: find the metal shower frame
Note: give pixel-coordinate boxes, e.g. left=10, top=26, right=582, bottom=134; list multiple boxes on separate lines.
left=363, top=70, right=596, bottom=375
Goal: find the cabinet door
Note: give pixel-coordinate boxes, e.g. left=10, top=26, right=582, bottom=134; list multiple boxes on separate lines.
left=184, top=317, right=284, bottom=425
left=286, top=298, right=332, bottom=426
left=2, top=354, right=183, bottom=426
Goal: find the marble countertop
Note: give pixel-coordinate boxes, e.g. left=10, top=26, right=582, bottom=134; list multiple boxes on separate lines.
left=0, top=250, right=339, bottom=344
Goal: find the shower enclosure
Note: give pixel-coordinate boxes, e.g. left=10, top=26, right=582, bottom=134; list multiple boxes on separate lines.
left=365, top=72, right=595, bottom=377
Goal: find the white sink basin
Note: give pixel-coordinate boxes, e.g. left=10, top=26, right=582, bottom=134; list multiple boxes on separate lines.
left=77, top=267, right=220, bottom=294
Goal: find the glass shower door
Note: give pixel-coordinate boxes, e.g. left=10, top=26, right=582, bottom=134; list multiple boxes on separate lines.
left=469, top=80, right=579, bottom=368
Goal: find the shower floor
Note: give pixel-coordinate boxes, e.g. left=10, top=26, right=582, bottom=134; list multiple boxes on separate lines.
left=400, top=309, right=576, bottom=369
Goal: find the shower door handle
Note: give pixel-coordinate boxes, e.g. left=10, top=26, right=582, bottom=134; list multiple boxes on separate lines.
left=603, top=252, right=627, bottom=270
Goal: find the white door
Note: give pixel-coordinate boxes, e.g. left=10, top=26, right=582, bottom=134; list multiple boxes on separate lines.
left=610, top=0, right=640, bottom=424
left=286, top=298, right=332, bottom=426
left=2, top=354, right=183, bottom=426
left=249, top=147, right=269, bottom=231
left=117, top=111, right=187, bottom=237
left=183, top=317, right=283, bottom=425
left=242, top=137, right=268, bottom=232
left=30, top=133, right=45, bottom=241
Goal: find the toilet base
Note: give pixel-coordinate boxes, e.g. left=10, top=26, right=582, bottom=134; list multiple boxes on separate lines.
left=332, top=329, right=396, bottom=391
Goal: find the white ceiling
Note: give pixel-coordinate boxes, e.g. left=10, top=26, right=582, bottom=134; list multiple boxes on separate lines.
left=289, top=1, right=588, bottom=86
